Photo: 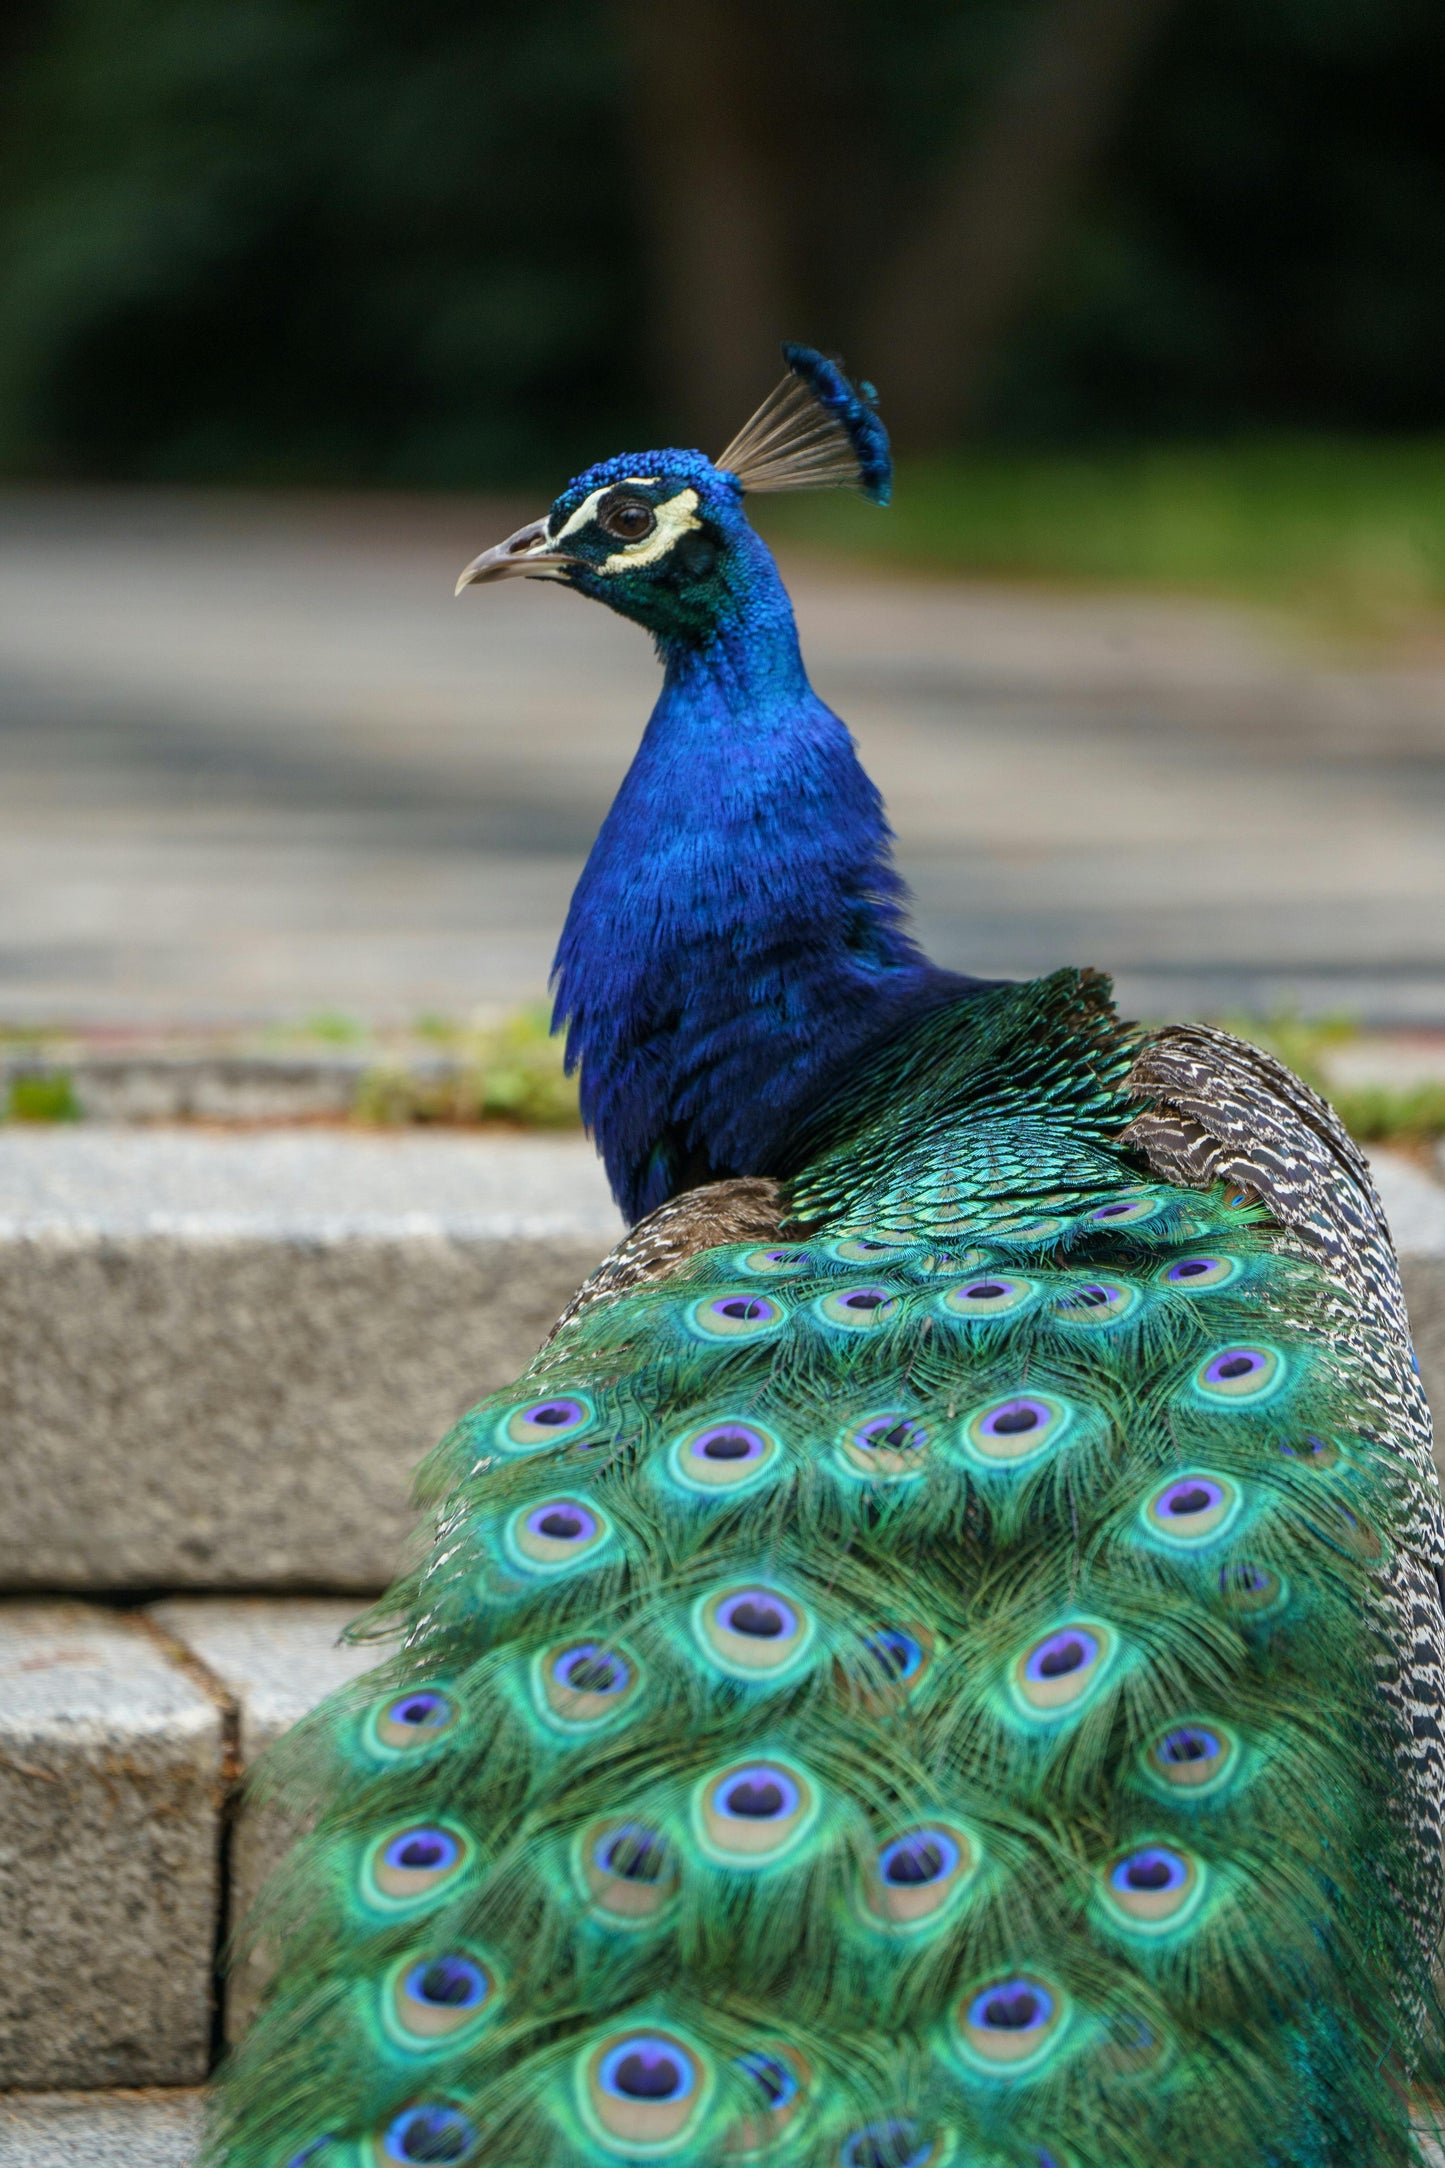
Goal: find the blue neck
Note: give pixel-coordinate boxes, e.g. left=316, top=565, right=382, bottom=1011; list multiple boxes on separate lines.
left=552, top=533, right=975, bottom=1220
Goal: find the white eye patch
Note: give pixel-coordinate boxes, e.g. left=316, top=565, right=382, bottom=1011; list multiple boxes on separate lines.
left=549, top=479, right=703, bottom=572
left=600, top=487, right=702, bottom=573
left=552, top=478, right=656, bottom=544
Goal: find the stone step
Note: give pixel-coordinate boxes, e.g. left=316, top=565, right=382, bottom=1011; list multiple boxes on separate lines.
left=0, top=1130, right=619, bottom=1592
left=0, top=1604, right=222, bottom=2090
left=0, top=1039, right=564, bottom=1126
left=0, top=2090, right=204, bottom=2168
left=1, top=1122, right=1441, bottom=2101
left=2, top=1049, right=379, bottom=1125
left=3, top=1137, right=1443, bottom=1599
left=146, top=1599, right=381, bottom=2042
left=1367, top=1150, right=1445, bottom=1454
left=0, top=1598, right=379, bottom=2088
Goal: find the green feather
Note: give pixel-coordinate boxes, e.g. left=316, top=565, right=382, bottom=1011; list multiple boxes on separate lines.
left=208, top=972, right=1444, bottom=2168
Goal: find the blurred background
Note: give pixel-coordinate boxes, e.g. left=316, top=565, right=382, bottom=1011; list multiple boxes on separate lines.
left=3, top=0, right=1445, bottom=1131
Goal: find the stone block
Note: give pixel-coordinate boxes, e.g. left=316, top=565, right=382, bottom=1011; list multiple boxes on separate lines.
left=1371, top=1148, right=1445, bottom=1262
left=1371, top=1150, right=1445, bottom=1458
left=1404, top=1255, right=1445, bottom=1453
left=0, top=1606, right=222, bottom=2088
left=0, top=1132, right=619, bottom=1591
left=0, top=2092, right=202, bottom=2168
left=150, top=1598, right=381, bottom=2039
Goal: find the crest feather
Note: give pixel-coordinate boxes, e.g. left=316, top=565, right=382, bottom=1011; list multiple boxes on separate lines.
left=716, top=345, right=892, bottom=505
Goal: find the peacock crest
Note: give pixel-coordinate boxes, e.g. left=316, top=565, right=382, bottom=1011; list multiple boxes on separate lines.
left=715, top=344, right=892, bottom=502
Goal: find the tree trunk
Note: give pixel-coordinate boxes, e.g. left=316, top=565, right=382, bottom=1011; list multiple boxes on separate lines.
left=616, top=0, right=803, bottom=451
left=867, top=0, right=1183, bottom=449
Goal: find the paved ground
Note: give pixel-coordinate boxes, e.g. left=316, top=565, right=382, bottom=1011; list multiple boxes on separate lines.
left=4, top=487, right=1445, bottom=1028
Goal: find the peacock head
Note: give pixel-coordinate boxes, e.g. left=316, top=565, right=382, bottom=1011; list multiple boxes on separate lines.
left=455, top=345, right=890, bottom=650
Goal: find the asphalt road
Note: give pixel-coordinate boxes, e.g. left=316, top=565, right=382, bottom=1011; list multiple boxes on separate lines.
left=3, top=487, right=1445, bottom=1028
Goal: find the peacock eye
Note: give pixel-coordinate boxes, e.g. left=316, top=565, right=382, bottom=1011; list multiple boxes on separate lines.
left=600, top=496, right=655, bottom=542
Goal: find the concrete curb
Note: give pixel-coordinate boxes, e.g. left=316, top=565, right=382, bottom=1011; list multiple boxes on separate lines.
left=0, top=1606, right=222, bottom=2088
left=0, top=1600, right=382, bottom=2089
left=0, top=1132, right=620, bottom=1591
left=0, top=2090, right=203, bottom=2167
left=1371, top=1150, right=1445, bottom=1439
left=0, top=1139, right=1440, bottom=1593
left=2, top=1053, right=376, bottom=1125
left=147, top=1599, right=380, bottom=2040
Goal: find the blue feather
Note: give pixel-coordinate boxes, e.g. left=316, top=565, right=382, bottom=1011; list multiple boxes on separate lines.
left=549, top=501, right=976, bottom=1216
left=779, top=344, right=893, bottom=504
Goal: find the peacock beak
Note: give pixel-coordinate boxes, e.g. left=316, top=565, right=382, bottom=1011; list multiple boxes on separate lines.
left=454, top=518, right=576, bottom=593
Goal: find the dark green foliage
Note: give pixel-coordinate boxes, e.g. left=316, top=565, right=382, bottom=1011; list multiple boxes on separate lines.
left=1008, top=0, right=1445, bottom=441
left=4, top=1067, right=80, bottom=1120
left=755, top=436, right=1445, bottom=630
left=211, top=973, right=1444, bottom=2167
left=0, top=0, right=637, bottom=483
left=354, top=1013, right=580, bottom=1130
left=3, top=2, right=1445, bottom=479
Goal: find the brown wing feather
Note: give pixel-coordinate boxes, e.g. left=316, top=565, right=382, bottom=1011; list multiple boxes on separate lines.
left=546, top=1176, right=785, bottom=1341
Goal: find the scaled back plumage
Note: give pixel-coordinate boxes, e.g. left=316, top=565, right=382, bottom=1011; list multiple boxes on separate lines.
left=209, top=355, right=1445, bottom=2168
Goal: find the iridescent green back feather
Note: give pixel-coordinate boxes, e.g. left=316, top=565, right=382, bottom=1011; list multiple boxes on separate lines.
left=210, top=972, right=1444, bottom=2168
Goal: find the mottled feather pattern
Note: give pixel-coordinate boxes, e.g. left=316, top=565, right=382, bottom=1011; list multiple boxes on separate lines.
left=210, top=974, right=1445, bottom=2168
left=1125, top=1019, right=1445, bottom=1968
left=548, top=1178, right=784, bottom=1343
left=1124, top=1021, right=1417, bottom=1375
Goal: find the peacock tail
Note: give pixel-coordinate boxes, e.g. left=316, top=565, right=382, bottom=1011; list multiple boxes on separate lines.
left=208, top=969, right=1445, bottom=2168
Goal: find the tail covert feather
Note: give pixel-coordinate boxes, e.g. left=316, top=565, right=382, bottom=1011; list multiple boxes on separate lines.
left=211, top=979, right=1445, bottom=2168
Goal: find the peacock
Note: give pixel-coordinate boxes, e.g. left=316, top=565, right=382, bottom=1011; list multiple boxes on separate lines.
left=209, top=347, right=1445, bottom=2168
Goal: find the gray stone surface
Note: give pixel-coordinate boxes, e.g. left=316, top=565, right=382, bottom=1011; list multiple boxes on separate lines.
left=1371, top=1148, right=1445, bottom=1259
left=0, top=2092, right=203, bottom=2168
left=149, top=1598, right=381, bottom=2037
left=1404, top=1254, right=1445, bottom=1454
left=0, top=1126, right=618, bottom=1241
left=0, top=1132, right=618, bottom=1591
left=0, top=1606, right=222, bottom=2088
left=1370, top=1151, right=1445, bottom=1443
left=147, top=1598, right=378, bottom=1766
left=1, top=1051, right=373, bottom=1125
left=1324, top=1036, right=1445, bottom=1093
